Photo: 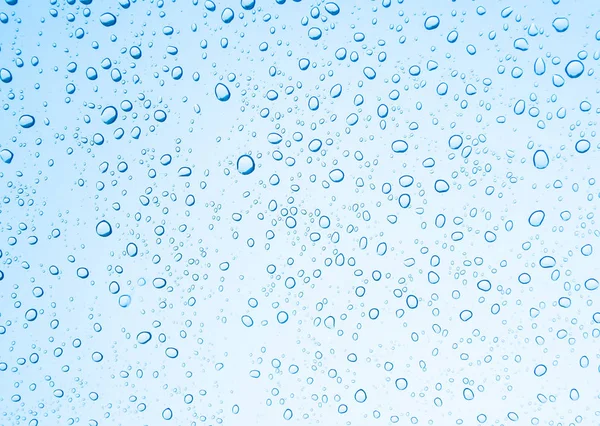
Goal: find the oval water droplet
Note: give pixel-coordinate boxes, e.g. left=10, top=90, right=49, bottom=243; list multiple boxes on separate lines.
left=395, top=378, right=408, bottom=390
left=100, top=12, right=117, bottom=27
left=0, top=149, right=14, bottom=164
left=552, top=17, right=569, bottom=32
left=137, top=331, right=152, bottom=344
left=308, top=27, right=322, bottom=40
left=391, top=140, right=408, bottom=153
left=565, top=60, right=584, bottom=78
left=354, top=389, right=367, bottom=403
left=329, top=169, right=344, bottom=183
left=534, top=364, right=547, bottom=376
left=575, top=139, right=590, bottom=153
left=534, top=58, right=546, bottom=75
left=165, top=347, right=179, bottom=358
left=96, top=220, right=112, bottom=237
left=19, top=115, right=35, bottom=128
left=101, top=106, right=118, bottom=124
left=0, top=68, right=12, bottom=83
left=448, top=135, right=463, bottom=150
left=539, top=256, right=556, bottom=268
left=237, top=155, right=255, bottom=175
left=215, top=83, right=231, bottom=101
left=424, top=16, right=440, bottom=30
left=533, top=150, right=549, bottom=169
left=324, top=2, right=340, bottom=15
left=240, top=0, right=255, bottom=10
left=584, top=278, right=599, bottom=291
left=528, top=210, right=545, bottom=227
left=221, top=8, right=234, bottom=24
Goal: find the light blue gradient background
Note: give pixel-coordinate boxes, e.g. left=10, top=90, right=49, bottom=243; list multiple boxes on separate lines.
left=1, top=0, right=599, bottom=425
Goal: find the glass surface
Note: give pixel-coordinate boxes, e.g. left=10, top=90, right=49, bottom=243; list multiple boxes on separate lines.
left=0, top=0, right=599, bottom=425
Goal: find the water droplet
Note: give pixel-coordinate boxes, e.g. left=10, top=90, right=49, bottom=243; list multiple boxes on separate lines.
left=581, top=244, right=593, bottom=256
left=19, top=115, right=35, bottom=128
left=215, top=83, right=231, bottom=101
left=539, top=256, right=556, bottom=268
left=533, top=150, right=549, bottom=169
left=448, top=135, right=463, bottom=150
left=136, top=331, right=152, bottom=344
left=447, top=30, right=459, bottom=43
left=434, top=180, right=449, bottom=193
left=463, top=388, right=475, bottom=400
left=162, top=408, right=173, bottom=420
left=329, top=169, right=344, bottom=182
left=308, top=27, right=322, bottom=40
left=534, top=58, right=546, bottom=75
left=584, top=278, right=599, bottom=291
left=514, top=38, right=529, bottom=51
left=552, top=17, right=569, bottom=32
left=221, top=8, right=234, bottom=24
left=77, top=267, right=89, bottom=279
left=534, top=364, right=547, bottom=376
left=96, top=220, right=112, bottom=237
left=324, top=2, right=340, bottom=15
left=0, top=68, right=12, bottom=83
left=241, top=0, right=255, bottom=10
left=528, top=210, right=545, bottom=227
left=565, top=60, right=584, bottom=78
left=459, top=310, right=473, bottom=321
left=424, top=16, right=440, bottom=30
left=395, top=378, right=408, bottom=390
left=0, top=149, right=14, bottom=164
left=575, top=139, right=590, bottom=153
left=354, top=389, right=367, bottom=403
left=100, top=13, right=117, bottom=27
left=25, top=309, right=37, bottom=321
left=391, top=140, right=408, bottom=153
left=165, top=347, right=179, bottom=358
left=101, top=106, right=118, bottom=125
left=477, top=280, right=492, bottom=292
left=237, top=155, right=255, bottom=175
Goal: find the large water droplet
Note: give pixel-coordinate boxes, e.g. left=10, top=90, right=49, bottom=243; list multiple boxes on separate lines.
left=533, top=150, right=549, bottom=169
left=0, top=149, right=14, bottom=164
left=329, top=169, right=344, bottom=182
left=354, top=389, right=367, bottom=403
left=534, top=58, right=546, bottom=75
left=137, top=331, right=152, bottom=344
left=96, top=220, right=112, bottom=237
left=0, top=68, right=12, bottom=83
left=215, top=83, right=231, bottom=101
left=528, top=210, right=545, bottom=227
left=391, top=140, right=408, bottom=153
left=308, top=27, right=322, bottom=40
left=565, top=60, right=584, bottom=78
left=221, top=8, right=234, bottom=23
left=240, top=0, right=255, bottom=10
left=514, top=38, right=529, bottom=51
left=424, top=16, right=440, bottom=30
left=448, top=135, right=463, bottom=150
left=19, top=115, right=35, bottom=128
left=552, top=17, right=569, bottom=32
left=101, top=106, right=118, bottom=124
left=237, top=155, right=255, bottom=175
left=100, top=13, right=117, bottom=27
left=324, top=2, right=340, bottom=15
left=575, top=139, right=590, bottom=153
left=395, top=378, right=408, bottom=390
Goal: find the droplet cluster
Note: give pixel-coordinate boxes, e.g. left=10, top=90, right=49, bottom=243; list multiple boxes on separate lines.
left=0, top=0, right=599, bottom=425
